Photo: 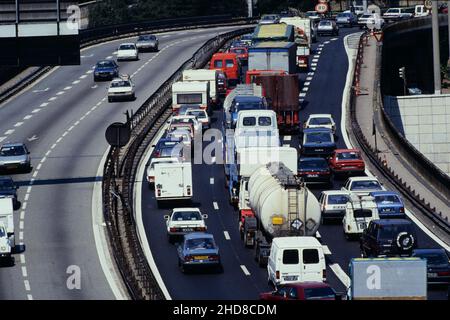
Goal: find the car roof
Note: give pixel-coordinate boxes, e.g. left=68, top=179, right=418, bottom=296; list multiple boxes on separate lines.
left=303, top=128, right=333, bottom=133
left=321, top=190, right=350, bottom=196
left=159, top=137, right=182, bottom=143
left=334, top=149, right=360, bottom=153
left=308, top=114, right=332, bottom=118
left=1, top=142, right=25, bottom=148
left=119, top=43, right=135, bottom=46
left=369, top=191, right=400, bottom=197
left=299, top=157, right=327, bottom=162
left=184, top=232, right=214, bottom=240
left=348, top=176, right=378, bottom=182
left=172, top=208, right=201, bottom=213
left=373, top=219, right=412, bottom=225
left=273, top=236, right=321, bottom=248
left=234, top=95, right=263, bottom=102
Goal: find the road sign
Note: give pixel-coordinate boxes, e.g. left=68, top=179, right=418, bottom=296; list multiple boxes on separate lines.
left=105, top=122, right=131, bottom=147
left=315, top=3, right=328, bottom=14
left=424, top=0, right=432, bottom=10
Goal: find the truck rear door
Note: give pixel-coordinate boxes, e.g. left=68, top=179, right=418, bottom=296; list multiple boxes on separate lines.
left=300, top=248, right=324, bottom=282
left=155, top=164, right=185, bottom=198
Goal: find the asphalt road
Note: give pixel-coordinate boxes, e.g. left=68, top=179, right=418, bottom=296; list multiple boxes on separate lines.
left=0, top=25, right=244, bottom=300
left=140, top=27, right=449, bottom=300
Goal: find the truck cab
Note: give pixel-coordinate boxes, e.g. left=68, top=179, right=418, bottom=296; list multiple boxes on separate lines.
left=342, top=194, right=379, bottom=240
left=228, top=95, right=268, bottom=129
left=209, top=52, right=241, bottom=88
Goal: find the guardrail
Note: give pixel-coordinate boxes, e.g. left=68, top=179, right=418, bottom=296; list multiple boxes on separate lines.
left=103, top=26, right=254, bottom=300
left=349, top=33, right=450, bottom=234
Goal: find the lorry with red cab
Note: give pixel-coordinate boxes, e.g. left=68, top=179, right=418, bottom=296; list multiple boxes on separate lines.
left=209, top=52, right=241, bottom=88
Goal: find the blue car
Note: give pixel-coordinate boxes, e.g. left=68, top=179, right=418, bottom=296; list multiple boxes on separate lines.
left=177, top=233, right=223, bottom=273
left=93, top=60, right=119, bottom=81
left=226, top=95, right=268, bottom=129
left=301, top=128, right=336, bottom=156
left=0, top=177, right=18, bottom=208
left=412, top=249, right=450, bottom=285
left=369, top=191, right=406, bottom=219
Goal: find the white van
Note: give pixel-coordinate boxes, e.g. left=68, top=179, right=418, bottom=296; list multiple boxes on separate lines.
left=154, top=161, right=193, bottom=205
left=267, top=236, right=326, bottom=287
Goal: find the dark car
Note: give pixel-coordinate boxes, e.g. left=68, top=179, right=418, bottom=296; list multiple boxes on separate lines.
left=260, top=282, right=338, bottom=300
left=227, top=95, right=268, bottom=129
left=152, top=137, right=184, bottom=158
left=298, top=157, right=331, bottom=184
left=360, top=219, right=418, bottom=258
left=412, top=249, right=450, bottom=285
left=0, top=143, right=31, bottom=173
left=0, top=177, right=18, bottom=207
left=369, top=191, right=406, bottom=219
left=93, top=60, right=119, bottom=81
left=177, top=232, right=222, bottom=273
left=336, top=12, right=358, bottom=27
left=301, top=128, right=336, bottom=156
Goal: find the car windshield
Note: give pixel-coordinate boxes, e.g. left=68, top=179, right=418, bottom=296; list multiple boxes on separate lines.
left=172, top=118, right=195, bottom=125
left=386, top=8, right=399, bottom=13
left=235, top=102, right=263, bottom=111
left=351, top=180, right=382, bottom=190
left=375, top=195, right=401, bottom=204
left=304, top=287, right=335, bottom=300
left=0, top=179, right=14, bottom=190
left=138, top=35, right=155, bottom=41
left=328, top=195, right=350, bottom=204
left=97, top=61, right=114, bottom=68
left=378, top=224, right=413, bottom=240
left=111, top=80, right=130, bottom=88
left=320, top=21, right=331, bottom=26
left=336, top=151, right=361, bottom=160
left=309, top=117, right=332, bottom=125
left=0, top=146, right=26, bottom=156
left=119, top=44, right=135, bottom=50
left=413, top=252, right=448, bottom=265
left=172, top=211, right=202, bottom=221
left=361, top=14, right=372, bottom=18
left=186, top=238, right=215, bottom=250
left=262, top=15, right=277, bottom=20
left=186, top=111, right=206, bottom=119
left=300, top=159, right=328, bottom=169
left=305, top=132, right=332, bottom=143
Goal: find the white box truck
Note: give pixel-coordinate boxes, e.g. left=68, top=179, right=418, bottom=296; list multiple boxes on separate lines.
left=171, top=81, right=210, bottom=114
left=280, top=17, right=313, bottom=70
left=154, top=162, right=193, bottom=206
left=248, top=42, right=298, bottom=74
left=182, top=69, right=219, bottom=106
left=0, top=197, right=14, bottom=261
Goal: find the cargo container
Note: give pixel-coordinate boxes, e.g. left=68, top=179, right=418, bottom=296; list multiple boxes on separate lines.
left=248, top=42, right=298, bottom=75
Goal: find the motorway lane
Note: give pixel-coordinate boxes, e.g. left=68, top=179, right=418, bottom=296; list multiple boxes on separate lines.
left=0, top=25, right=244, bottom=300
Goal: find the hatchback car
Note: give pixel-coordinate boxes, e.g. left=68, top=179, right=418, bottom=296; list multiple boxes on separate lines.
left=329, top=149, right=365, bottom=176
left=317, top=20, right=339, bottom=36
left=298, top=157, right=331, bottom=185
left=0, top=177, right=18, bottom=207
left=360, top=219, right=417, bottom=258
left=304, top=114, right=336, bottom=134
left=166, top=129, right=192, bottom=149
left=260, top=282, right=338, bottom=300
left=135, top=34, right=158, bottom=52
left=164, top=208, right=208, bottom=243
left=107, top=75, right=135, bottom=102
left=342, top=176, right=385, bottom=196
left=369, top=191, right=406, bottom=219
left=93, top=60, right=119, bottom=81
left=177, top=232, right=222, bottom=273
left=152, top=137, right=184, bottom=158
left=184, top=109, right=210, bottom=130
left=318, top=190, right=351, bottom=223
left=146, top=157, right=180, bottom=188
left=117, top=43, right=139, bottom=61
left=336, top=12, right=358, bottom=27
left=301, top=128, right=336, bottom=156
left=0, top=143, right=31, bottom=173
left=259, top=14, right=280, bottom=25
left=168, top=115, right=201, bottom=136
left=412, top=249, right=450, bottom=285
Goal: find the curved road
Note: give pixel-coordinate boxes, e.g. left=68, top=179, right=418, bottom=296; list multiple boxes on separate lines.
left=0, top=25, right=244, bottom=300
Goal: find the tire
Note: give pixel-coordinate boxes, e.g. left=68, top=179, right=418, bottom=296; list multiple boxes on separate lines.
left=168, top=234, right=174, bottom=244
left=216, top=263, right=224, bottom=274
left=108, top=97, right=112, bottom=103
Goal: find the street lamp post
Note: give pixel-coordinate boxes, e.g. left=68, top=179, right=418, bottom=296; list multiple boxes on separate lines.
left=432, top=0, right=442, bottom=94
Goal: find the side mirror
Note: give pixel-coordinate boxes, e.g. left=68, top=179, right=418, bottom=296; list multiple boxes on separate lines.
left=163, top=215, right=170, bottom=221
left=202, top=214, right=208, bottom=219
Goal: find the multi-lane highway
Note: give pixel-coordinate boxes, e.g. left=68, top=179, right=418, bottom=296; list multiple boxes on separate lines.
left=138, top=27, right=449, bottom=300
left=0, top=25, right=245, bottom=300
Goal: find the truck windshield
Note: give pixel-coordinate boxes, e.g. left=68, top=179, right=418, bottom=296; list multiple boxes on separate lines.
left=177, top=94, right=202, bottom=104
left=305, top=287, right=335, bottom=300
left=353, top=209, right=373, bottom=218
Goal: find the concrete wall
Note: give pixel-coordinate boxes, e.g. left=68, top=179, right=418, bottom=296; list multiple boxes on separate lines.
left=384, top=94, right=450, bottom=175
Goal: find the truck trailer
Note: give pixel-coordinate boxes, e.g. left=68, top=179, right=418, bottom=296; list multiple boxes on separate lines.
left=280, top=17, right=313, bottom=71
left=248, top=42, right=298, bottom=75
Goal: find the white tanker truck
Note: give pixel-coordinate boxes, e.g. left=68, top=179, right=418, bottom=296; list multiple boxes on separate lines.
left=241, top=162, right=322, bottom=267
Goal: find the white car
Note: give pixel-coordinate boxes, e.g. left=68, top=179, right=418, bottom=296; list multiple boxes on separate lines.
left=341, top=176, right=386, bottom=196
left=0, top=222, right=12, bottom=261
left=382, top=7, right=414, bottom=22
left=107, top=75, right=135, bottom=102
left=182, top=109, right=210, bottom=130
left=167, top=129, right=192, bottom=148
left=304, top=114, right=336, bottom=134
left=117, top=43, right=139, bottom=61
left=342, top=194, right=380, bottom=239
left=146, top=157, right=180, bottom=188
left=168, top=115, right=202, bottom=136
left=318, top=190, right=351, bottom=223
left=358, top=13, right=385, bottom=30
left=164, top=208, right=208, bottom=243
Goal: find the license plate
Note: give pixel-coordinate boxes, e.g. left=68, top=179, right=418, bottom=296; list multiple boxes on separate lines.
left=284, top=275, right=298, bottom=281
left=182, top=228, right=194, bottom=232
left=315, top=149, right=324, bottom=152
left=359, top=222, right=367, bottom=229
left=427, top=273, right=437, bottom=277
left=194, top=256, right=208, bottom=261
left=7, top=165, right=18, bottom=169
left=307, top=174, right=319, bottom=178
left=382, top=208, right=394, bottom=212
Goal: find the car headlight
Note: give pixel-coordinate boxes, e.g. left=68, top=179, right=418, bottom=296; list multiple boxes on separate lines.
left=1, top=246, right=7, bottom=252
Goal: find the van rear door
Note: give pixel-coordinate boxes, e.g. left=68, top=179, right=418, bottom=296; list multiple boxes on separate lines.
left=280, top=248, right=302, bottom=282
left=300, top=248, right=325, bottom=282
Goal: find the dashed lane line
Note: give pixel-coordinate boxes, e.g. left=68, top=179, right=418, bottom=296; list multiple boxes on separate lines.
left=240, top=265, right=251, bottom=276
left=210, top=178, right=214, bottom=184
left=284, top=136, right=292, bottom=141
left=329, top=263, right=350, bottom=289
left=32, top=109, right=41, bottom=113
left=0, top=137, right=6, bottom=143
left=40, top=102, right=48, bottom=107
left=223, top=231, right=230, bottom=240
left=213, top=202, right=219, bottom=210
left=23, top=115, right=32, bottom=120
left=14, top=122, right=24, bottom=127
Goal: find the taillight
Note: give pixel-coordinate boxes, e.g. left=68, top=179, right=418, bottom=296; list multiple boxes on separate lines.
left=209, top=255, right=220, bottom=261
left=157, top=189, right=161, bottom=197
left=196, top=227, right=206, bottom=232
left=186, top=186, right=191, bottom=196
left=437, top=271, right=450, bottom=276
left=169, top=227, right=177, bottom=232
left=323, top=269, right=326, bottom=280
left=185, top=256, right=193, bottom=262
left=276, top=271, right=280, bottom=280
left=399, top=207, right=405, bottom=213
left=148, top=176, right=154, bottom=182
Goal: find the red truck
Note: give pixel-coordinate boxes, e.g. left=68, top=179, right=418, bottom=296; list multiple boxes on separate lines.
left=252, top=74, right=300, bottom=133
left=245, top=69, right=287, bottom=84
left=209, top=52, right=241, bottom=88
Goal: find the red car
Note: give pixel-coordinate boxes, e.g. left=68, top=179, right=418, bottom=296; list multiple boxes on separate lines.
left=259, top=282, right=339, bottom=301
left=328, top=149, right=365, bottom=175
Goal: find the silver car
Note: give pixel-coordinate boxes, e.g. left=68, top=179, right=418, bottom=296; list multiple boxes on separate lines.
left=136, top=34, right=159, bottom=52
left=0, top=143, right=31, bottom=173
left=317, top=20, right=339, bottom=36
left=259, top=14, right=280, bottom=25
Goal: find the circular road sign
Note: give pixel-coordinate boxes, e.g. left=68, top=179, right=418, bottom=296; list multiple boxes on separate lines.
left=424, top=0, right=432, bottom=10
left=315, top=3, right=328, bottom=14
left=105, top=122, right=131, bottom=147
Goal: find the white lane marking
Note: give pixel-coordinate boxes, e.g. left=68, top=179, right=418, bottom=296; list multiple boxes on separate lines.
left=306, top=76, right=313, bottom=81
left=22, top=202, right=27, bottom=210
left=40, top=102, right=48, bottom=107
left=162, top=35, right=170, bottom=38
left=19, top=220, right=24, bottom=230
left=26, top=186, right=32, bottom=193
left=284, top=136, right=292, bottom=141
left=314, top=55, right=320, bottom=58
left=331, top=38, right=338, bottom=41
left=74, top=120, right=80, bottom=126
left=72, top=80, right=80, bottom=84
left=308, top=72, right=314, bottom=76
left=22, top=266, right=28, bottom=277
left=318, top=44, right=324, bottom=47
left=62, top=131, right=68, bottom=137
left=324, top=41, right=330, bottom=44
left=322, top=245, right=332, bottom=255
left=299, top=92, right=307, bottom=97
left=311, top=67, right=317, bottom=71
left=240, top=265, right=251, bottom=276
left=56, top=137, right=62, bottom=143
left=68, top=125, right=75, bottom=131
left=79, top=75, right=87, bottom=79
left=105, top=56, right=113, bottom=59
left=27, top=294, right=33, bottom=300
left=20, top=211, right=25, bottom=220
left=91, top=84, right=98, bottom=89
left=56, top=91, right=65, bottom=95
left=86, top=70, right=94, bottom=74
left=302, top=87, right=309, bottom=92
left=19, top=231, right=24, bottom=240
left=32, top=108, right=41, bottom=113
left=4, top=129, right=14, bottom=135
left=330, top=263, right=350, bottom=288
left=213, top=202, right=219, bottom=210
left=48, top=97, right=57, bottom=101
left=24, top=280, right=31, bottom=291
left=23, top=115, right=32, bottom=120
left=40, top=157, right=46, bottom=163
left=0, top=137, right=6, bottom=143
left=304, top=81, right=311, bottom=86
left=224, top=231, right=231, bottom=240
left=14, top=122, right=24, bottom=127
left=20, top=254, right=26, bottom=264
left=311, top=62, right=317, bottom=67
left=36, top=163, right=42, bottom=171
left=45, top=150, right=51, bottom=157
left=312, top=58, right=319, bottom=63
left=64, top=86, right=72, bottom=90
left=210, top=178, right=214, bottom=184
